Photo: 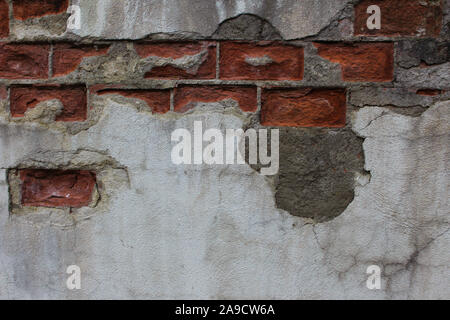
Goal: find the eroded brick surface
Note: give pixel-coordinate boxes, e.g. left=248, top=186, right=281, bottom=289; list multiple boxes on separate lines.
left=261, top=88, right=347, bottom=127
left=354, top=0, right=443, bottom=37
left=0, top=44, right=49, bottom=79
left=19, top=169, right=96, bottom=208
left=95, top=88, right=171, bottom=114
left=53, top=44, right=110, bottom=77
left=174, top=85, right=257, bottom=112
left=13, top=0, right=69, bottom=20
left=219, top=42, right=303, bottom=80
left=0, top=0, right=9, bottom=38
left=315, top=42, right=394, bottom=82
left=10, top=85, right=87, bottom=121
left=0, top=85, right=6, bottom=100
left=135, top=42, right=217, bottom=79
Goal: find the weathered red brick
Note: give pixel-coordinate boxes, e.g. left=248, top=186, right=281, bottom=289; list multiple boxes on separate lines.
left=416, top=89, right=443, bottom=96
left=134, top=42, right=216, bottom=79
left=13, top=0, right=69, bottom=20
left=174, top=85, right=257, bottom=112
left=0, top=43, right=49, bottom=79
left=354, top=0, right=442, bottom=37
left=10, top=85, right=87, bottom=121
left=19, top=169, right=96, bottom=208
left=261, top=88, right=347, bottom=127
left=220, top=42, right=303, bottom=80
left=53, top=44, right=110, bottom=77
left=314, top=43, right=394, bottom=82
left=95, top=87, right=170, bottom=114
left=0, top=0, right=9, bottom=38
left=0, top=85, right=6, bottom=99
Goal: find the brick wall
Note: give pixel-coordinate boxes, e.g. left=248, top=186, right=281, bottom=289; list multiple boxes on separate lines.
left=0, top=0, right=447, bottom=208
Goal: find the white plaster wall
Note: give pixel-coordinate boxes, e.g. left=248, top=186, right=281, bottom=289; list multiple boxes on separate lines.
left=0, top=97, right=448, bottom=299
left=70, top=0, right=350, bottom=40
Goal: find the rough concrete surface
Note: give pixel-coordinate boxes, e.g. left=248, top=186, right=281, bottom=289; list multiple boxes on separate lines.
left=69, top=0, right=351, bottom=40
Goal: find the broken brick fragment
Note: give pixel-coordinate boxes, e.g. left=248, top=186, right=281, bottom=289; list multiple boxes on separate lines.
left=95, top=87, right=171, bottom=114
left=174, top=85, right=257, bottom=112
left=134, top=42, right=216, bottom=79
left=53, top=44, right=110, bottom=77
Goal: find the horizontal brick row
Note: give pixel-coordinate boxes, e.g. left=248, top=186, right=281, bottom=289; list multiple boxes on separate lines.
left=2, top=83, right=346, bottom=127
left=3, top=84, right=444, bottom=126
left=0, top=41, right=397, bottom=82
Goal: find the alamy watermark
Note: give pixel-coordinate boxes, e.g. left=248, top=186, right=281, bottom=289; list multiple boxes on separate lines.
left=366, top=265, right=381, bottom=290
left=66, top=265, right=81, bottom=290
left=66, top=3, right=81, bottom=31
left=366, top=5, right=381, bottom=30
left=171, top=121, right=279, bottom=175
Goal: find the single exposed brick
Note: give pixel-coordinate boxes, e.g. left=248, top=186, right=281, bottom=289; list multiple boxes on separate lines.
left=261, top=88, right=347, bottom=128
left=354, top=0, right=443, bottom=37
left=174, top=85, right=257, bottom=112
left=95, top=87, right=170, bottom=114
left=0, top=43, right=49, bottom=79
left=10, top=85, right=87, bottom=121
left=416, top=89, right=443, bottom=96
left=314, top=42, right=394, bottom=82
left=13, top=0, right=69, bottom=20
left=0, top=0, right=9, bottom=38
left=53, top=44, right=110, bottom=77
left=220, top=42, right=303, bottom=80
left=135, top=42, right=216, bottom=79
left=19, top=169, right=96, bottom=208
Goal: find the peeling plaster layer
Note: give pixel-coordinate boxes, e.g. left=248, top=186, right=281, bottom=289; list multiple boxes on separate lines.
left=0, top=96, right=448, bottom=299
left=71, top=0, right=351, bottom=40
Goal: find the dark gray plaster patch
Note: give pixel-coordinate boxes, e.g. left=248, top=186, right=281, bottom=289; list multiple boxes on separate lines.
left=212, top=14, right=282, bottom=40
left=274, top=127, right=365, bottom=222
left=244, top=122, right=366, bottom=222
left=349, top=87, right=435, bottom=108
left=396, top=40, right=450, bottom=69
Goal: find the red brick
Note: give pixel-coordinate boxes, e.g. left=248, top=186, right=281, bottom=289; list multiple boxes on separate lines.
left=220, top=42, right=303, bottom=80
left=261, top=88, right=347, bottom=128
left=416, top=89, right=443, bottom=96
left=0, top=0, right=9, bottom=38
left=134, top=42, right=216, bottom=79
left=0, top=85, right=6, bottom=99
left=174, top=86, right=257, bottom=112
left=10, top=85, right=87, bottom=121
left=0, top=43, right=49, bottom=79
left=314, top=43, right=394, bottom=82
left=53, top=44, right=110, bottom=77
left=13, top=0, right=69, bottom=20
left=19, top=169, right=96, bottom=208
left=95, top=87, right=170, bottom=114
left=354, top=0, right=442, bottom=37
